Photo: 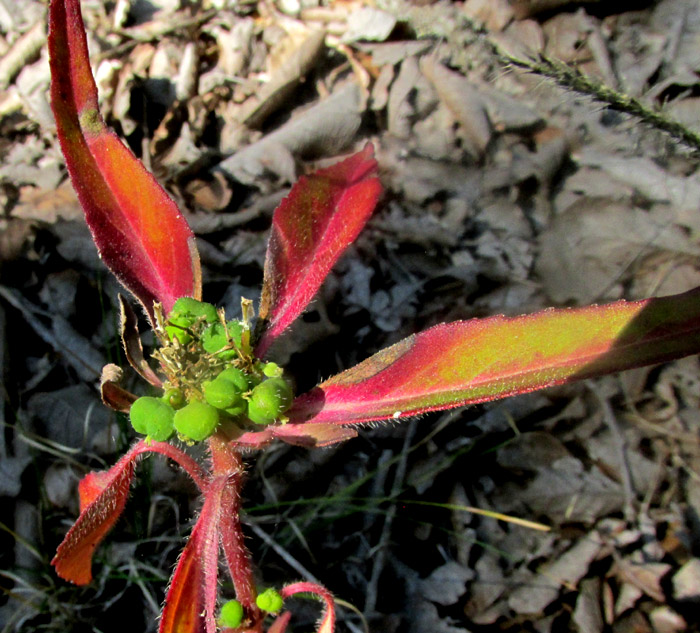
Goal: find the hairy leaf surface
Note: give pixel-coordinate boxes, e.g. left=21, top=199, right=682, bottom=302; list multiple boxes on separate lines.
left=48, top=0, right=200, bottom=319
left=257, top=143, right=381, bottom=355
left=53, top=441, right=207, bottom=585
left=289, top=289, right=700, bottom=425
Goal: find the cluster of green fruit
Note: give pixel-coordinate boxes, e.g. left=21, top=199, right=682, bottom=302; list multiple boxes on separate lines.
left=217, top=589, right=284, bottom=628
left=129, top=298, right=293, bottom=443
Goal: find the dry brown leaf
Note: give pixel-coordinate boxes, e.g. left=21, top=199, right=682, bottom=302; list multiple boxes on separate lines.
left=419, top=56, right=492, bottom=159
left=240, top=29, right=326, bottom=128
left=536, top=198, right=700, bottom=304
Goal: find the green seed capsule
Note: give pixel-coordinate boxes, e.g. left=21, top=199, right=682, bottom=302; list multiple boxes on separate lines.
left=165, top=315, right=193, bottom=345
left=250, top=378, right=293, bottom=418
left=173, top=401, right=220, bottom=442
left=218, top=367, right=252, bottom=392
left=203, top=377, right=245, bottom=410
left=255, top=588, right=283, bottom=613
left=246, top=398, right=275, bottom=425
left=171, top=297, right=218, bottom=323
left=262, top=362, right=283, bottom=378
left=218, top=599, right=244, bottom=628
left=129, top=396, right=175, bottom=441
left=162, top=388, right=186, bottom=409
left=224, top=399, right=248, bottom=417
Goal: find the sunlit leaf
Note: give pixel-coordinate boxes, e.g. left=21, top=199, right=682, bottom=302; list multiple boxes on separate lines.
left=256, top=143, right=381, bottom=356
left=48, top=0, right=201, bottom=320
left=289, top=288, right=700, bottom=425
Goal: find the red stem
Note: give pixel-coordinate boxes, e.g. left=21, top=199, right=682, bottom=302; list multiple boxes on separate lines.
left=134, top=440, right=209, bottom=491
left=209, top=435, right=262, bottom=628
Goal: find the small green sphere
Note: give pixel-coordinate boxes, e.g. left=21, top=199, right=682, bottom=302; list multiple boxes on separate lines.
left=162, top=388, right=186, bottom=409
left=249, top=378, right=293, bottom=419
left=173, top=401, right=220, bottom=441
left=203, top=377, right=245, bottom=410
left=224, top=399, right=248, bottom=417
left=256, top=588, right=283, bottom=613
left=262, top=362, right=283, bottom=378
left=246, top=397, right=275, bottom=425
left=165, top=315, right=193, bottom=345
left=129, top=396, right=175, bottom=441
left=171, top=297, right=218, bottom=323
left=218, top=367, right=252, bottom=392
left=218, top=599, right=244, bottom=628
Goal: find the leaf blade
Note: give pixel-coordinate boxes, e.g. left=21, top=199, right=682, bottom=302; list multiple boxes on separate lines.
left=52, top=448, right=137, bottom=585
left=256, top=143, right=381, bottom=355
left=289, top=289, right=700, bottom=424
left=48, top=0, right=200, bottom=318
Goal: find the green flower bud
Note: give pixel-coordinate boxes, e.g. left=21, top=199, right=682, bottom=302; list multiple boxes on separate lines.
left=255, top=588, right=283, bottom=613
left=171, top=297, right=218, bottom=323
left=203, top=377, right=245, bottom=411
left=173, top=401, right=220, bottom=441
left=165, top=314, right=193, bottom=345
left=129, top=396, right=175, bottom=441
left=249, top=378, right=293, bottom=419
left=218, top=599, right=244, bottom=628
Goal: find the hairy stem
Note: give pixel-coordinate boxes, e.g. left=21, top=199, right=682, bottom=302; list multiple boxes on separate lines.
left=503, top=53, right=700, bottom=154
left=132, top=439, right=209, bottom=490
left=209, top=435, right=261, bottom=626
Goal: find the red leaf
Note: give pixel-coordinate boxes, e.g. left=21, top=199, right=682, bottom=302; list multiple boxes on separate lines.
left=53, top=441, right=208, bottom=585
left=159, top=475, right=228, bottom=633
left=48, top=0, right=201, bottom=319
left=289, top=288, right=700, bottom=425
left=256, top=144, right=381, bottom=356
left=53, top=449, right=136, bottom=585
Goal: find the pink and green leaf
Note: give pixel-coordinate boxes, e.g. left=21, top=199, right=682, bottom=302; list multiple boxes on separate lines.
left=159, top=475, right=227, bottom=633
left=256, top=143, right=382, bottom=356
left=48, top=0, right=201, bottom=320
left=289, top=288, right=700, bottom=425
left=53, top=441, right=208, bottom=585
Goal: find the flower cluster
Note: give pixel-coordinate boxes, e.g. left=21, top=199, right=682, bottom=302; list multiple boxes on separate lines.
left=47, top=0, right=700, bottom=631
